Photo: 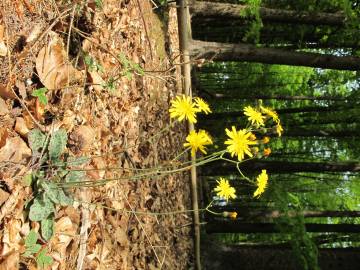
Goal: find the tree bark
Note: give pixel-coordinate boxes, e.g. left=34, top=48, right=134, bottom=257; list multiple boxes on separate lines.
left=191, top=1, right=346, bottom=26
left=206, top=221, right=360, bottom=233
left=190, top=40, right=360, bottom=70
left=203, top=160, right=360, bottom=175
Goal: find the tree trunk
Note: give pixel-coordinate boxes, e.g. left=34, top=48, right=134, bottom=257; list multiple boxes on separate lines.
left=191, top=2, right=346, bottom=26
left=203, top=243, right=360, bottom=270
left=206, top=221, right=360, bottom=233
left=203, top=160, right=360, bottom=175
left=190, top=40, right=360, bottom=70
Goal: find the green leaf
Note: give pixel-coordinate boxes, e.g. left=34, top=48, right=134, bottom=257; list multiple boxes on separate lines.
left=66, top=156, right=89, bottom=166
left=32, top=88, right=48, bottom=105
left=41, top=181, right=73, bottom=206
left=24, top=230, right=41, bottom=257
left=65, top=170, right=85, bottom=183
left=48, top=129, right=67, bottom=160
left=29, top=196, right=55, bottom=221
left=28, top=129, right=46, bottom=153
left=25, top=230, right=38, bottom=247
left=36, top=248, right=53, bottom=269
left=23, top=174, right=33, bottom=186
left=41, top=216, right=54, bottom=241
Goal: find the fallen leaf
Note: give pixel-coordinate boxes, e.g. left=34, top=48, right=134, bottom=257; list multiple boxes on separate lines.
left=0, top=136, right=31, bottom=163
left=0, top=25, right=8, bottom=57
left=36, top=32, right=83, bottom=90
left=0, top=128, right=8, bottom=148
left=26, top=24, right=43, bottom=43
left=0, top=188, right=10, bottom=205
left=0, top=98, right=9, bottom=115
left=0, top=251, right=19, bottom=270
left=0, top=84, right=16, bottom=100
left=15, top=80, right=27, bottom=99
left=15, top=117, right=30, bottom=137
left=35, top=98, right=45, bottom=121
left=69, top=125, right=96, bottom=153
left=88, top=71, right=104, bottom=92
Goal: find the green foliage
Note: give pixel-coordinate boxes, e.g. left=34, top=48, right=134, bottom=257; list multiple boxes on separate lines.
left=23, top=230, right=53, bottom=268
left=239, top=0, right=263, bottom=43
left=36, top=248, right=53, bottom=269
left=94, top=0, right=102, bottom=9
left=31, top=88, right=48, bottom=106
left=48, top=129, right=67, bottom=160
left=23, top=230, right=42, bottom=257
left=84, top=54, right=104, bottom=73
left=118, top=52, right=145, bottom=79
left=41, top=216, right=55, bottom=241
left=27, top=128, right=83, bottom=242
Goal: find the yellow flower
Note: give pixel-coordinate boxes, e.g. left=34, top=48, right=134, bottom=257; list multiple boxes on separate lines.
left=248, top=132, right=257, bottom=141
left=262, top=136, right=270, bottom=144
left=184, top=130, right=212, bottom=156
left=169, top=95, right=199, bottom=123
left=276, top=123, right=283, bottom=137
left=244, top=106, right=265, bottom=128
left=224, top=126, right=257, bottom=161
left=214, top=178, right=236, bottom=201
left=229, top=212, right=237, bottom=220
left=261, top=106, right=279, bottom=123
left=194, top=97, right=212, bottom=114
left=263, top=148, right=271, bottom=157
left=222, top=211, right=238, bottom=219
left=253, top=170, right=268, bottom=198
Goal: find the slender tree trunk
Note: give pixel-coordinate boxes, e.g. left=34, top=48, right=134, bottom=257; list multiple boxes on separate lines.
left=206, top=221, right=360, bottom=233
left=190, top=40, right=360, bottom=70
left=191, top=2, right=346, bottom=26
left=203, top=160, right=360, bottom=175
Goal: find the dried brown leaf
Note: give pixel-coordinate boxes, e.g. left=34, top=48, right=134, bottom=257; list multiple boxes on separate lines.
left=0, top=84, right=16, bottom=100
left=15, top=117, right=30, bottom=137
left=36, top=32, right=83, bottom=90
left=0, top=251, right=19, bottom=270
left=0, top=98, right=9, bottom=115
left=0, top=136, right=31, bottom=163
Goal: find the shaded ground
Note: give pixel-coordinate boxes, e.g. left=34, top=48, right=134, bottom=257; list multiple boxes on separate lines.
left=0, top=1, right=193, bottom=269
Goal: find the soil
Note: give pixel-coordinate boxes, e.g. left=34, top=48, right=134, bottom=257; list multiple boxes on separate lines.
left=0, top=1, right=193, bottom=269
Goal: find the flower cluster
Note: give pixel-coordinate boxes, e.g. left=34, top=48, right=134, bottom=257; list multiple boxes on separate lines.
left=169, top=95, right=211, bottom=124
left=168, top=96, right=281, bottom=207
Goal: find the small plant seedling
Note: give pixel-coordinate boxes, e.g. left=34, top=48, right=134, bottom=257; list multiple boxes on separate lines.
left=84, top=54, right=104, bottom=73
left=32, top=87, right=48, bottom=105
left=118, top=52, right=145, bottom=80
left=27, top=128, right=86, bottom=241
left=23, top=230, right=53, bottom=269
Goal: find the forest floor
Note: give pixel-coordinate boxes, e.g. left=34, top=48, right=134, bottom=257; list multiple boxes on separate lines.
left=0, top=0, right=193, bottom=269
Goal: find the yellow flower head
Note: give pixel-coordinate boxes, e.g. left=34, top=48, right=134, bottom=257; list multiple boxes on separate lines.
left=263, top=148, right=271, bottom=157
left=222, top=211, right=238, bottom=219
left=194, top=97, right=212, bottom=114
left=229, top=211, right=238, bottom=220
left=169, top=95, right=199, bottom=123
left=184, top=129, right=213, bottom=156
left=244, top=106, right=265, bottom=128
left=224, top=126, right=257, bottom=161
left=262, top=136, right=270, bottom=144
left=261, top=106, right=279, bottom=123
left=253, top=170, right=268, bottom=198
left=276, top=123, right=283, bottom=137
left=248, top=132, right=257, bottom=141
left=214, top=178, right=236, bottom=201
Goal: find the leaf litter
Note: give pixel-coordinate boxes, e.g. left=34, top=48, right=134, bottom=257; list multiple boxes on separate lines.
left=0, top=0, right=193, bottom=269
